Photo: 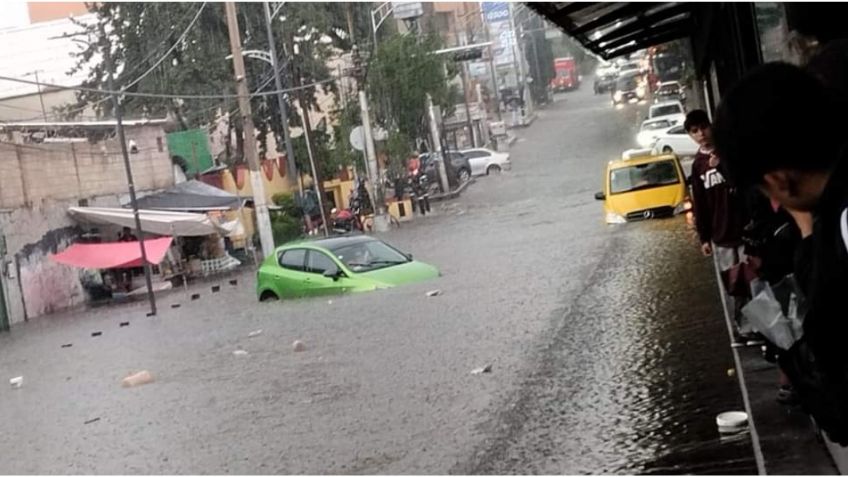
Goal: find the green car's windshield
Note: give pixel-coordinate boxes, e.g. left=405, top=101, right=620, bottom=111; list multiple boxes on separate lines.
left=332, top=240, right=410, bottom=273
left=610, top=160, right=680, bottom=194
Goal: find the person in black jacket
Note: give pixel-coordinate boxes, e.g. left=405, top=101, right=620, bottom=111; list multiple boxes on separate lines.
left=714, top=62, right=848, bottom=443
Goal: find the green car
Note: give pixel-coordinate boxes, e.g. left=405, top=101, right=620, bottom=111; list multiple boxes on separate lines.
left=256, top=235, right=440, bottom=300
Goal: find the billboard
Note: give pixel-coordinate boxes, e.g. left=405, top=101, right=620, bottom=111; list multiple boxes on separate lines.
left=482, top=2, right=510, bottom=23
left=392, top=2, right=423, bottom=20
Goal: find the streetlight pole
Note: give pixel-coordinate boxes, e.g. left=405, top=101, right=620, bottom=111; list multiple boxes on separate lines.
left=99, top=23, right=157, bottom=317
left=262, top=2, right=298, bottom=183
left=225, top=2, right=275, bottom=258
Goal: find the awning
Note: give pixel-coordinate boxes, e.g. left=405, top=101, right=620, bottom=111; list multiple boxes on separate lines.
left=131, top=180, right=241, bottom=211
left=50, top=237, right=174, bottom=269
left=68, top=207, right=230, bottom=236
left=527, top=3, right=692, bottom=60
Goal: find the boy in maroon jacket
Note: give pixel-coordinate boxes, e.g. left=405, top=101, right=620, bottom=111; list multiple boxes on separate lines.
left=685, top=110, right=751, bottom=335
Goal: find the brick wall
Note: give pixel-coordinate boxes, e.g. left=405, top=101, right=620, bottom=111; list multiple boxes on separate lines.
left=0, top=124, right=174, bottom=324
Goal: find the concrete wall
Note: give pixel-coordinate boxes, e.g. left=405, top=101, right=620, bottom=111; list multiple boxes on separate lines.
left=0, top=124, right=174, bottom=324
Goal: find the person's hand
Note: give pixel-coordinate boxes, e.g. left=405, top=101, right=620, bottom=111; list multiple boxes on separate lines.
left=701, top=242, right=713, bottom=256
left=786, top=208, right=814, bottom=238
left=708, top=153, right=720, bottom=168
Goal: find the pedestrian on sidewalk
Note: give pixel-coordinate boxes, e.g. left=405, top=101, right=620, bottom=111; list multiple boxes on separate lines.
left=743, top=190, right=802, bottom=405
left=713, top=61, right=848, bottom=444
left=684, top=110, right=751, bottom=339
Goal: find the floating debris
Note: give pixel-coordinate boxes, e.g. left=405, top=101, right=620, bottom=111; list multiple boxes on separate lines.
left=119, top=322, right=130, bottom=327
left=9, top=376, right=23, bottom=388
left=211, top=285, right=221, bottom=293
left=426, top=290, right=442, bottom=297
left=471, top=364, right=492, bottom=375
left=84, top=417, right=101, bottom=425
left=91, top=331, right=102, bottom=337
left=233, top=350, right=249, bottom=357
left=122, top=370, right=154, bottom=388
left=248, top=330, right=263, bottom=338
left=293, top=340, right=306, bottom=352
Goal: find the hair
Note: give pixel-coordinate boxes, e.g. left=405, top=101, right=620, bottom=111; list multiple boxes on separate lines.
left=806, top=39, right=848, bottom=103
left=683, top=110, right=710, bottom=132
left=713, top=62, right=847, bottom=188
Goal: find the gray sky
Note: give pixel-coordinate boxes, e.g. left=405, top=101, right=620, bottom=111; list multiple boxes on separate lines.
left=0, top=1, right=30, bottom=30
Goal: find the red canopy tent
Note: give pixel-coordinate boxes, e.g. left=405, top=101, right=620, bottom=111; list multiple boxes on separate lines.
left=50, top=237, right=174, bottom=269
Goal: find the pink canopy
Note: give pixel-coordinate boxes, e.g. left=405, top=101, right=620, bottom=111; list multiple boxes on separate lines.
left=50, top=237, right=174, bottom=269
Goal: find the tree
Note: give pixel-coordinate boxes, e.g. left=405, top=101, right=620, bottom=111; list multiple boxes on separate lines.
left=64, top=2, right=375, bottom=164
left=366, top=33, right=454, bottom=154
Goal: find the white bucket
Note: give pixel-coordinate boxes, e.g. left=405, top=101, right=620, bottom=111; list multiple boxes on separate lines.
left=716, top=411, right=748, bottom=433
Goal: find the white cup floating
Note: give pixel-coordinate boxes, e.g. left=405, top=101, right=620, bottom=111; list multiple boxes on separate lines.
left=716, top=411, right=748, bottom=434
left=9, top=376, right=23, bottom=388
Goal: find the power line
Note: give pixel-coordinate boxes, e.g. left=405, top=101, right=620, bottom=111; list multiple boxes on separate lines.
left=39, top=3, right=208, bottom=121
left=0, top=73, right=339, bottom=100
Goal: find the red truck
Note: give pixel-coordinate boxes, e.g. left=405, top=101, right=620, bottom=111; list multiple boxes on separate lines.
left=550, top=57, right=580, bottom=92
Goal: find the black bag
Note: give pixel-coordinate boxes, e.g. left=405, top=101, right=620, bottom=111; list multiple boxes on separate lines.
left=780, top=338, right=848, bottom=445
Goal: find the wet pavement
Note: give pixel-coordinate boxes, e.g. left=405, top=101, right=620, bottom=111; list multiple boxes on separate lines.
left=0, top=87, right=755, bottom=474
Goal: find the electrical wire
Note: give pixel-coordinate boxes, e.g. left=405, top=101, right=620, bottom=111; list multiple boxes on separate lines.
left=32, top=3, right=209, bottom=122
left=0, top=73, right=339, bottom=100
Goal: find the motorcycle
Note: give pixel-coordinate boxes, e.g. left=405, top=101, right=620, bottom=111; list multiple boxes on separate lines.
left=330, top=187, right=365, bottom=234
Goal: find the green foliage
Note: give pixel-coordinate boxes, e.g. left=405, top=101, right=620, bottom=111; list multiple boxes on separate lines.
left=271, top=214, right=302, bottom=246
left=272, top=192, right=302, bottom=218
left=385, top=130, right=412, bottom=177
left=367, top=33, right=451, bottom=141
left=64, top=3, right=374, bottom=159
left=330, top=96, right=364, bottom=174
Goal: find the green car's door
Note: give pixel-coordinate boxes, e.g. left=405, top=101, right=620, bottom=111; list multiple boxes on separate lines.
left=275, top=248, right=310, bottom=298
left=302, top=250, right=353, bottom=296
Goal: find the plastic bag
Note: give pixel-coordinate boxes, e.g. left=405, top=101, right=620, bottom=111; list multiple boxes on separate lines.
left=742, top=275, right=806, bottom=350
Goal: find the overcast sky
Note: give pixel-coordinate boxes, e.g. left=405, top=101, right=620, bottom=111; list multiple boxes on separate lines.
left=0, top=1, right=30, bottom=30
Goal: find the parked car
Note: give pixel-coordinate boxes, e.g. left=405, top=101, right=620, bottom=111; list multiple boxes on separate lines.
left=612, top=71, right=645, bottom=106
left=653, top=81, right=686, bottom=104
left=594, top=150, right=690, bottom=224
left=257, top=235, right=439, bottom=300
left=636, top=118, right=674, bottom=148
left=647, top=100, right=686, bottom=126
left=651, top=124, right=699, bottom=157
left=420, top=151, right=472, bottom=186
left=460, top=148, right=511, bottom=176
left=594, top=72, right=618, bottom=95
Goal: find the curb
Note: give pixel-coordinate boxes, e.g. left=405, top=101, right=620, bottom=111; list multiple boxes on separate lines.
left=430, top=178, right=475, bottom=202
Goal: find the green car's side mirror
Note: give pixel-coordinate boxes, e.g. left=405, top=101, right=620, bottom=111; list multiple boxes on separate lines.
left=323, top=269, right=342, bottom=281
left=594, top=192, right=606, bottom=201
left=406, top=253, right=413, bottom=261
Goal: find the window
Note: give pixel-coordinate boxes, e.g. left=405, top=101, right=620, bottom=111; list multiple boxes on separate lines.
left=641, top=120, right=671, bottom=131
left=464, top=151, right=488, bottom=159
left=651, top=105, right=682, bottom=117
left=756, top=3, right=796, bottom=64
left=668, top=126, right=686, bottom=135
left=331, top=240, right=410, bottom=273
left=610, top=160, right=680, bottom=194
left=279, top=249, right=306, bottom=271
left=306, top=251, right=338, bottom=275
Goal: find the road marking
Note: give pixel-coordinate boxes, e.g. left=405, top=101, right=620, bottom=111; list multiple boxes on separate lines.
left=711, top=254, right=767, bottom=475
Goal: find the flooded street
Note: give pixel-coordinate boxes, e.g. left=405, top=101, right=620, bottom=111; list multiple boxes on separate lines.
left=0, top=85, right=754, bottom=474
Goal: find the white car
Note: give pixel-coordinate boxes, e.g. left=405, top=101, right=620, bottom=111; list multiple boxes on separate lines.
left=461, top=148, right=511, bottom=176
left=651, top=124, right=699, bottom=157
left=648, top=100, right=686, bottom=126
left=636, top=118, right=674, bottom=148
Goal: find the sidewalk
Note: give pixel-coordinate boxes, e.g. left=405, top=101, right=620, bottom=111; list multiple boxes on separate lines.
left=712, top=258, right=839, bottom=474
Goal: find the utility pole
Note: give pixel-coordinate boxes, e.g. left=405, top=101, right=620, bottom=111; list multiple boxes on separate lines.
left=293, top=64, right=329, bottom=237
left=32, top=71, right=48, bottom=124
left=262, top=2, right=298, bottom=182
left=455, top=14, right=476, bottom=148
left=99, top=23, right=156, bottom=316
left=225, top=2, right=275, bottom=258
left=508, top=3, right=532, bottom=119
left=358, top=90, right=390, bottom=232
left=481, top=13, right=502, bottom=121
left=426, top=94, right=450, bottom=193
